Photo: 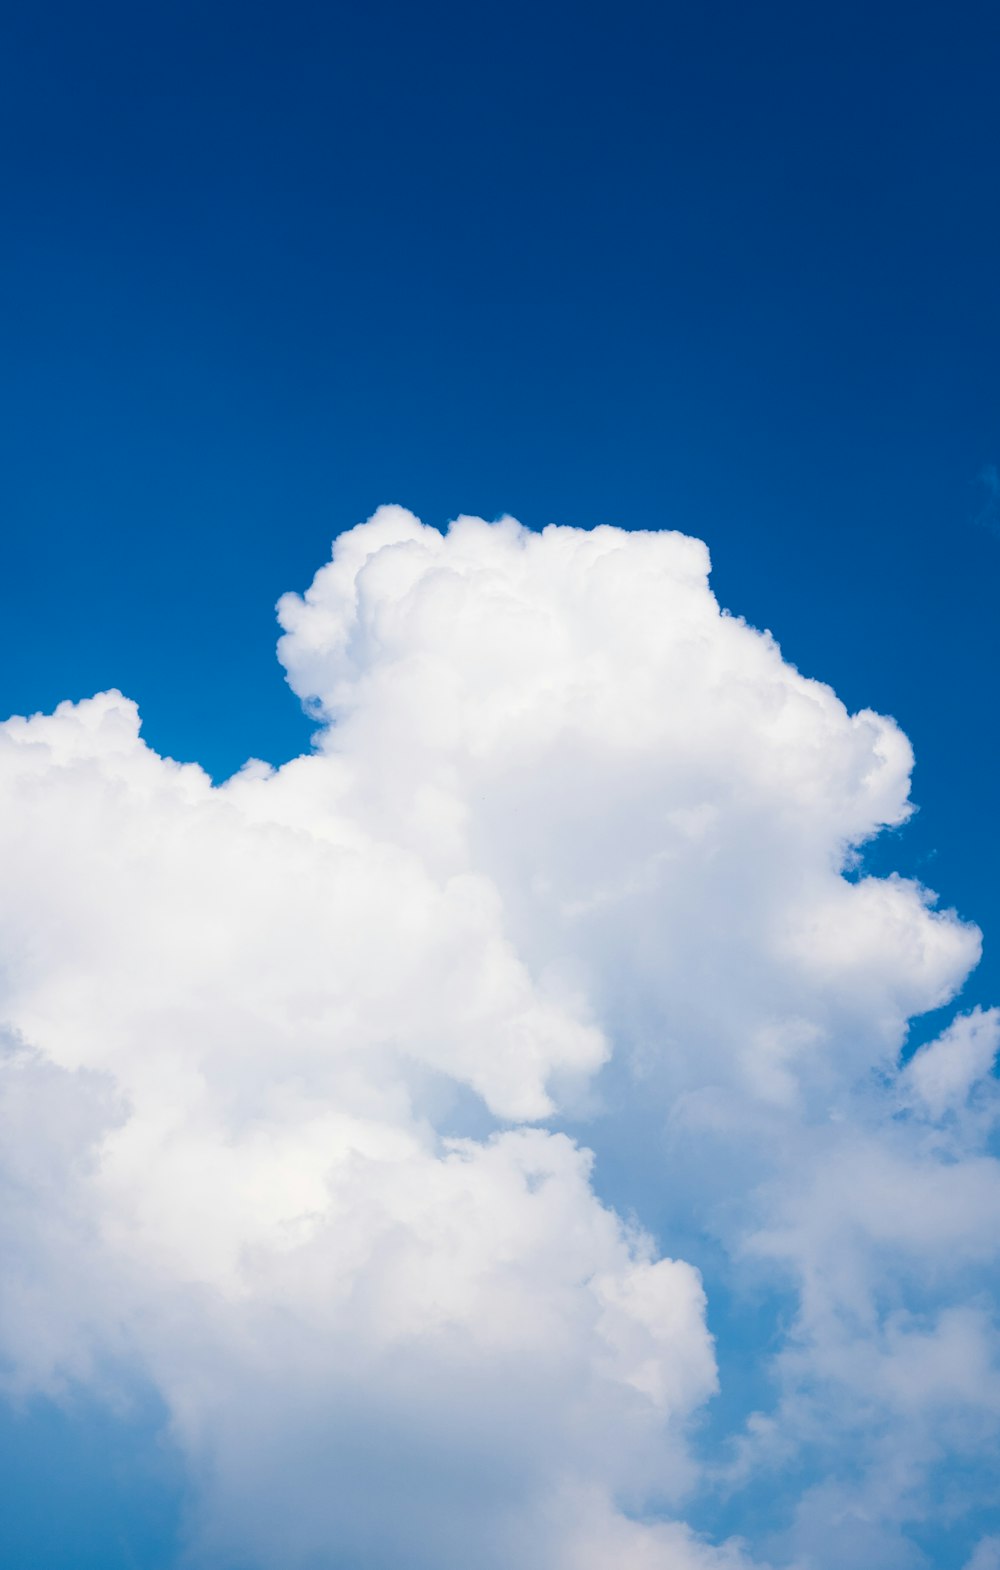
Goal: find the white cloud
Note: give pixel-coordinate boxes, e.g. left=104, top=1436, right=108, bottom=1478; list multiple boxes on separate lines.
left=966, top=1538, right=1000, bottom=1570
left=903, top=1006, right=1000, bottom=1120
left=0, top=507, right=996, bottom=1567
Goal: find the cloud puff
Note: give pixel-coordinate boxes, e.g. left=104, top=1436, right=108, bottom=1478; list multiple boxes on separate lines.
left=0, top=507, right=996, bottom=1568
left=966, top=1539, right=1000, bottom=1570
left=903, top=1006, right=1000, bottom=1121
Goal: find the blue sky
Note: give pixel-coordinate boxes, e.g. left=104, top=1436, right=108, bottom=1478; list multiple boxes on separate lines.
left=1, top=4, right=999, bottom=1567
left=3, top=1, right=997, bottom=994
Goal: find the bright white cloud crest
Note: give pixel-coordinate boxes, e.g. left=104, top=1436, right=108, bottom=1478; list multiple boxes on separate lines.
left=1, top=508, right=997, bottom=1568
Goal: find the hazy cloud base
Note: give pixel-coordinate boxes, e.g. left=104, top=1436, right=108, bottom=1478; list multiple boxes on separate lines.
left=1, top=509, right=997, bottom=1569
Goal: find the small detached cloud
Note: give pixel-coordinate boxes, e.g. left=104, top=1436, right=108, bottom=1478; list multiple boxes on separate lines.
left=903, top=1006, right=1000, bottom=1120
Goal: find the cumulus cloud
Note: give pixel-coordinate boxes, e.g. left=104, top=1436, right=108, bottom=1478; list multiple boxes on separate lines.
left=0, top=506, right=996, bottom=1568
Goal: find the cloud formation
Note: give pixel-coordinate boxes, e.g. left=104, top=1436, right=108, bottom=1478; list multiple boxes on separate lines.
left=1, top=508, right=997, bottom=1567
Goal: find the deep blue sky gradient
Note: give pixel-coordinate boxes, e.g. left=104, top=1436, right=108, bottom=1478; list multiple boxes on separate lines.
left=1, top=3, right=999, bottom=1562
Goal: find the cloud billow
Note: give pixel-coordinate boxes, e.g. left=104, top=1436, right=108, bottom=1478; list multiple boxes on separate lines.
left=0, top=508, right=996, bottom=1569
